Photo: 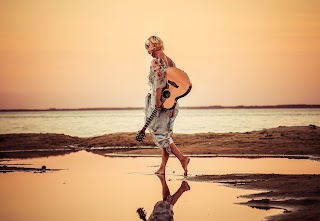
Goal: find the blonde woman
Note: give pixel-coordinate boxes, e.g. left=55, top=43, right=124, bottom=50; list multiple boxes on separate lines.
left=144, top=36, right=190, bottom=176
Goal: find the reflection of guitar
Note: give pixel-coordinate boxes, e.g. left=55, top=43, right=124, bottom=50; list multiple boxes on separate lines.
left=136, top=67, right=192, bottom=142
left=137, top=207, right=147, bottom=221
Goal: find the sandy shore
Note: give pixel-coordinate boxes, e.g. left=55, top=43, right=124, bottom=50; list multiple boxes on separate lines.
left=188, top=174, right=320, bottom=221
left=85, top=125, right=320, bottom=158
left=1, top=125, right=319, bottom=220
left=0, top=125, right=319, bottom=158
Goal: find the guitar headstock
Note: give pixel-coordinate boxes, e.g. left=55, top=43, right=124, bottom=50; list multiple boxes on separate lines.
left=137, top=207, right=147, bottom=220
left=136, top=130, right=146, bottom=142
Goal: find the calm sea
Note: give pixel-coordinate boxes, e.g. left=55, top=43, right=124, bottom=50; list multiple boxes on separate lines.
left=0, top=109, right=319, bottom=137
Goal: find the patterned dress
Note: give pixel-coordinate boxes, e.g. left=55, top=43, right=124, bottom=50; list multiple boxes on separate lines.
left=145, top=57, right=179, bottom=153
left=147, top=196, right=174, bottom=221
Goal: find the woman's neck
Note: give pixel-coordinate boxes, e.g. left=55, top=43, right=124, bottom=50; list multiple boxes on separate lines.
left=154, top=50, right=165, bottom=58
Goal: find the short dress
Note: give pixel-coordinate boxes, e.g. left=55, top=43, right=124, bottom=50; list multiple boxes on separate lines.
left=147, top=196, right=174, bottom=221
left=145, top=57, right=179, bottom=153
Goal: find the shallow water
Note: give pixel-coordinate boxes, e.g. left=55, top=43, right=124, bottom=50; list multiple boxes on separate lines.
left=1, top=151, right=320, bottom=221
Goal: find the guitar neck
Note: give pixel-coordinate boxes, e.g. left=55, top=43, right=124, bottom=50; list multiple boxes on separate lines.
left=142, top=108, right=159, bottom=131
left=137, top=208, right=147, bottom=221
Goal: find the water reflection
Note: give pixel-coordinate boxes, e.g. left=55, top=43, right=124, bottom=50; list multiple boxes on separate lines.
left=137, top=175, right=190, bottom=221
left=1, top=152, right=316, bottom=221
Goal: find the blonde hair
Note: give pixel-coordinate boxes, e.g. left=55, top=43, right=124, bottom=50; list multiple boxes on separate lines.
left=145, top=36, right=164, bottom=51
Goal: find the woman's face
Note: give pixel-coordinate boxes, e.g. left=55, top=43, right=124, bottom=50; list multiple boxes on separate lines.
left=146, top=46, right=156, bottom=57
left=145, top=40, right=156, bottom=57
left=147, top=48, right=156, bottom=57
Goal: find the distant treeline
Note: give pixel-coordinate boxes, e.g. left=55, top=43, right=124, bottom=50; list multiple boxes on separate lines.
left=1, top=104, right=320, bottom=112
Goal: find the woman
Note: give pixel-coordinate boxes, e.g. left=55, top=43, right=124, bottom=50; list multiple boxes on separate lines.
left=137, top=175, right=190, bottom=221
left=144, top=36, right=190, bottom=176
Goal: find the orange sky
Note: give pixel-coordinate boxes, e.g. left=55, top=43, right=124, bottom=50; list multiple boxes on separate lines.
left=1, top=0, right=319, bottom=109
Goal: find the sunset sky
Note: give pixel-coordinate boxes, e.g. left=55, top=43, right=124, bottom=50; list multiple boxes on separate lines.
left=1, top=0, right=319, bottom=109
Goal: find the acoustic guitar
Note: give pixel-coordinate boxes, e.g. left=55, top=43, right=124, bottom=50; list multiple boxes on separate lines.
left=162, top=67, right=192, bottom=109
left=136, top=67, right=192, bottom=142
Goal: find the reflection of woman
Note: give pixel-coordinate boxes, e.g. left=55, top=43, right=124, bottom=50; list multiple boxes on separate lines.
left=144, top=36, right=190, bottom=176
left=137, top=175, right=190, bottom=221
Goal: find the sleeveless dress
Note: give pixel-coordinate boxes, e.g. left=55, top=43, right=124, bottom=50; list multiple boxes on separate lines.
left=145, top=57, right=179, bottom=153
left=147, top=196, right=174, bottom=221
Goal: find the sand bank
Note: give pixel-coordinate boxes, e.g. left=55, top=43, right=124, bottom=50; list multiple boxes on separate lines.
left=188, top=174, right=320, bottom=221
left=0, top=125, right=319, bottom=158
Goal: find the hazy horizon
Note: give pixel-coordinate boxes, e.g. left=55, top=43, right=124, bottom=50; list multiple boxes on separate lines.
left=1, top=0, right=320, bottom=109
left=1, top=103, right=320, bottom=111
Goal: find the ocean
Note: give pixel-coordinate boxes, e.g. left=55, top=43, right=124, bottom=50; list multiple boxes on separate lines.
left=0, top=108, right=319, bottom=137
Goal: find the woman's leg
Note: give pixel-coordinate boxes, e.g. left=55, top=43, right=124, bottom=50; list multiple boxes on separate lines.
left=170, top=143, right=190, bottom=176
left=156, top=174, right=171, bottom=200
left=155, top=148, right=169, bottom=175
left=171, top=181, right=190, bottom=206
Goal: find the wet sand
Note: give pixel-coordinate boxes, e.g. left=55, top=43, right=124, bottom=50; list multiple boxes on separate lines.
left=1, top=125, right=320, bottom=220
left=0, top=125, right=319, bottom=158
left=188, top=174, right=320, bottom=221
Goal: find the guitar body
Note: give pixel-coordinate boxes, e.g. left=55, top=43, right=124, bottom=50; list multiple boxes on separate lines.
left=162, top=67, right=192, bottom=109
left=136, top=67, right=192, bottom=142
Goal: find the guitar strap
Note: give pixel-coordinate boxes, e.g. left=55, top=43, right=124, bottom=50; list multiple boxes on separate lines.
left=162, top=56, right=178, bottom=113
left=163, top=55, right=169, bottom=67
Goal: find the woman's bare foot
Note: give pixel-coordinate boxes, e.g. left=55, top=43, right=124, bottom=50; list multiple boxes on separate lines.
left=181, top=157, right=190, bottom=176
left=155, top=167, right=165, bottom=175
left=181, top=181, right=191, bottom=191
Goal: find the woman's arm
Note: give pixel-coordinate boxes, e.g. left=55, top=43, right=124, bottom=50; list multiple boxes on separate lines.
left=151, top=58, right=166, bottom=108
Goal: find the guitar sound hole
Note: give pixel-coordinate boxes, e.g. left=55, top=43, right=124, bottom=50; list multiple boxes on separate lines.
left=162, top=90, right=171, bottom=98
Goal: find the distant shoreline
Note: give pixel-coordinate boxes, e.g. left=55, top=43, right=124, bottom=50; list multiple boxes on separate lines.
left=1, top=104, right=320, bottom=112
